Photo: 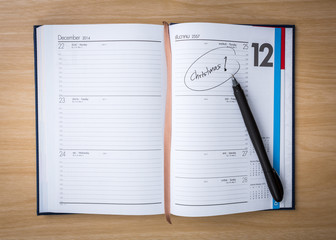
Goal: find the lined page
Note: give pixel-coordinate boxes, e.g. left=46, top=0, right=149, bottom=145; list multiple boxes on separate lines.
left=38, top=24, right=166, bottom=215
left=169, top=23, right=276, bottom=216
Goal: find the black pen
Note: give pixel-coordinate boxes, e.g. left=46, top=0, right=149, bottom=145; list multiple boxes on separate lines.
left=232, top=76, right=284, bottom=202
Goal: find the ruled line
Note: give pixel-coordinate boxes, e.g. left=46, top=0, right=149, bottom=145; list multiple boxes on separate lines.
left=58, top=40, right=161, bottom=43
left=175, top=201, right=248, bottom=206
left=60, top=202, right=162, bottom=205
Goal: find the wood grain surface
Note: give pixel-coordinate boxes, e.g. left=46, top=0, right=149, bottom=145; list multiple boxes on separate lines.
left=0, top=0, right=335, bottom=239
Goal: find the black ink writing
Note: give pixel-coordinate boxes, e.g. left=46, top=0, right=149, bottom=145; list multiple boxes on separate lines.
left=190, top=64, right=221, bottom=81
left=184, top=47, right=241, bottom=91
left=223, top=56, right=227, bottom=71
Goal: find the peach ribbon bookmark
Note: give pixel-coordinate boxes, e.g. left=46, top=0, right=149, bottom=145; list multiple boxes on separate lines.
left=163, top=21, right=172, bottom=224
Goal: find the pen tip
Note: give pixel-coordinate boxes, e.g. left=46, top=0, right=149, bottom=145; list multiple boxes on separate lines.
left=231, top=75, right=239, bottom=87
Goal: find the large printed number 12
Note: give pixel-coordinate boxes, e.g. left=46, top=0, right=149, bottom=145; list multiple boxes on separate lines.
left=252, top=43, right=273, bottom=67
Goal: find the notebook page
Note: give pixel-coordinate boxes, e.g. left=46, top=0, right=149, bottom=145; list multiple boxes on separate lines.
left=283, top=28, right=294, bottom=208
left=37, top=24, right=166, bottom=215
left=169, top=23, right=280, bottom=217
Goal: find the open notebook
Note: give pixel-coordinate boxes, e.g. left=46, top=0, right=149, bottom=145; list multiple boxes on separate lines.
left=34, top=22, right=295, bottom=220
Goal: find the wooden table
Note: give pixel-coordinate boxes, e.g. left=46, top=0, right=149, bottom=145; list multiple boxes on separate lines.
left=1, top=0, right=335, bottom=239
